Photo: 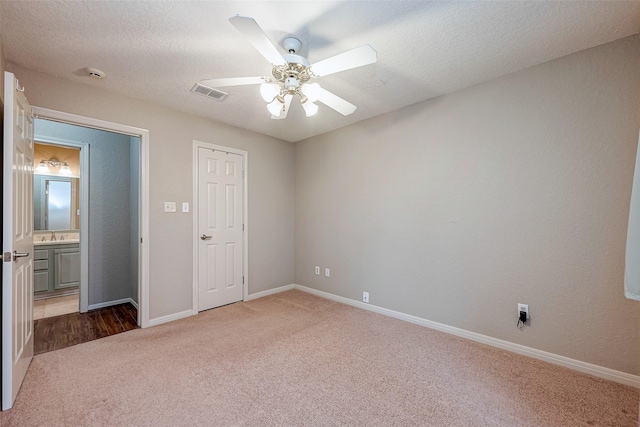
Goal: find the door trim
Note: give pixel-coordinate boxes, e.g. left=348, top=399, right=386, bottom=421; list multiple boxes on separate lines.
left=32, top=107, right=151, bottom=328
left=192, top=140, right=248, bottom=313
left=32, top=135, right=89, bottom=313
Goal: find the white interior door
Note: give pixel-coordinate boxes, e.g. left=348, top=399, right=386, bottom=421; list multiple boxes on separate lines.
left=197, top=147, right=244, bottom=311
left=2, top=72, right=35, bottom=410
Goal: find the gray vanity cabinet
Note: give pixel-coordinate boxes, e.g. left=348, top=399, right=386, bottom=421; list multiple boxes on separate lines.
left=54, top=247, right=80, bottom=289
left=34, top=243, right=80, bottom=295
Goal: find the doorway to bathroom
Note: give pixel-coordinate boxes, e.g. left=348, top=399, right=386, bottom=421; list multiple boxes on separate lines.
left=28, top=110, right=149, bottom=353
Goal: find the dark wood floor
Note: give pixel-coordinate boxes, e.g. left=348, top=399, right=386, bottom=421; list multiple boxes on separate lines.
left=34, top=303, right=138, bottom=355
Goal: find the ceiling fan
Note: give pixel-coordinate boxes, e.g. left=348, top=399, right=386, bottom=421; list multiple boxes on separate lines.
left=199, top=15, right=377, bottom=119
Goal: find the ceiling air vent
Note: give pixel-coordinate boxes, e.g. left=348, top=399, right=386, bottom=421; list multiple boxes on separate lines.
left=190, top=83, right=228, bottom=101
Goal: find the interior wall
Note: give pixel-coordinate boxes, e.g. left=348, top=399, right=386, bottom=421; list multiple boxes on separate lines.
left=295, top=35, right=640, bottom=375
left=9, top=63, right=295, bottom=320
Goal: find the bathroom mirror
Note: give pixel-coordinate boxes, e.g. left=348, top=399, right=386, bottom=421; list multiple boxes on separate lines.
left=34, top=175, right=80, bottom=231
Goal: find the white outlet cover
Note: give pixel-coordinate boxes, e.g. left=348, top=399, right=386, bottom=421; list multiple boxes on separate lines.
left=164, top=202, right=177, bottom=213
left=315, top=266, right=320, bottom=275
left=182, top=202, right=189, bottom=213
left=325, top=268, right=330, bottom=277
left=517, top=303, right=529, bottom=319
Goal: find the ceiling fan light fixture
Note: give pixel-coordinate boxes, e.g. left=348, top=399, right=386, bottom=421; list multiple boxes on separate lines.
left=302, top=101, right=318, bottom=117
left=260, top=82, right=280, bottom=102
left=284, top=76, right=300, bottom=93
left=301, top=83, right=321, bottom=103
left=200, top=16, right=377, bottom=121
left=267, top=98, right=284, bottom=117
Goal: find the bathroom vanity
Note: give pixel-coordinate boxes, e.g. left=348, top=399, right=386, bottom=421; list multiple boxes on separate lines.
left=34, top=241, right=80, bottom=295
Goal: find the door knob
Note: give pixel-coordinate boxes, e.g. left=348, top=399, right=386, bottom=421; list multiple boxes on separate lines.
left=13, top=251, right=29, bottom=261
left=200, top=234, right=212, bottom=240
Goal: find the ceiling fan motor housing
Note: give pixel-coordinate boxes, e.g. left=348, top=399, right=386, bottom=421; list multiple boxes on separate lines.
left=282, top=37, right=302, bottom=54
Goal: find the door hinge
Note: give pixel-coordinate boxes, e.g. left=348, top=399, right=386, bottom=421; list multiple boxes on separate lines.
left=140, top=238, right=143, bottom=243
left=242, top=276, right=245, bottom=284
left=242, top=224, right=245, bottom=231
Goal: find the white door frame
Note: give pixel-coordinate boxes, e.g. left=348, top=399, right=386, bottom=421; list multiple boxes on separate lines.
left=32, top=107, right=151, bottom=328
left=31, top=135, right=89, bottom=312
left=192, top=140, right=248, bottom=313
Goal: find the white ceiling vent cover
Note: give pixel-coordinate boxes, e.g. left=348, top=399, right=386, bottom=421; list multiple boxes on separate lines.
left=191, top=83, right=228, bottom=101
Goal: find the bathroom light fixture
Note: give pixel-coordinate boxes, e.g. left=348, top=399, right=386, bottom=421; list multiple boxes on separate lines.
left=35, top=160, right=50, bottom=173
left=59, top=163, right=72, bottom=175
left=36, top=158, right=71, bottom=175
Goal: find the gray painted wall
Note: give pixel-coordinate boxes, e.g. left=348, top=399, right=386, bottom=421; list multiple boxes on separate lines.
left=295, top=35, right=640, bottom=375
left=34, top=119, right=136, bottom=306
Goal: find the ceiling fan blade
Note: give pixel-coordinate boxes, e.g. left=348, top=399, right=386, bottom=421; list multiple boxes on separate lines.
left=229, top=15, right=287, bottom=66
left=310, top=45, right=377, bottom=77
left=272, top=94, right=293, bottom=120
left=317, top=88, right=357, bottom=116
left=200, top=77, right=266, bottom=88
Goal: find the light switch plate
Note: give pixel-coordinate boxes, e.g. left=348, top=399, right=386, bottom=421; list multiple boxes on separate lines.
left=182, top=202, right=189, bottom=213
left=164, top=202, right=177, bottom=213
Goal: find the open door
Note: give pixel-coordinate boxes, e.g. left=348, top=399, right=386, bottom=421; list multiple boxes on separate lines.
left=2, top=71, right=35, bottom=410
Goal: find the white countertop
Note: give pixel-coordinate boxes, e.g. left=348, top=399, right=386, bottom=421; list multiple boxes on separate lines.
left=34, top=240, right=79, bottom=247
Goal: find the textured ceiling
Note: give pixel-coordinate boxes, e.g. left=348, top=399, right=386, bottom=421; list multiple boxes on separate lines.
left=1, top=1, right=640, bottom=142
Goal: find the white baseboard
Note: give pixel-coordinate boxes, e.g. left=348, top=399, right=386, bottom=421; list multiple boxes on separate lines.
left=245, top=284, right=295, bottom=301
left=88, top=297, right=138, bottom=311
left=293, top=284, right=640, bottom=389
left=148, top=309, right=193, bottom=327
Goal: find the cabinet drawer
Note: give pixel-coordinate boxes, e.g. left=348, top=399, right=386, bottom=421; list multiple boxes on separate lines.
left=34, top=249, right=48, bottom=260
left=34, top=259, right=48, bottom=271
left=34, top=270, right=49, bottom=293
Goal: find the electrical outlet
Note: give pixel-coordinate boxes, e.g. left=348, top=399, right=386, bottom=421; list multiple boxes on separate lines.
left=517, top=303, right=529, bottom=320
left=325, top=268, right=330, bottom=277
left=315, top=266, right=320, bottom=275
left=363, top=291, right=369, bottom=303
left=164, top=202, right=176, bottom=213
left=182, top=202, right=189, bottom=213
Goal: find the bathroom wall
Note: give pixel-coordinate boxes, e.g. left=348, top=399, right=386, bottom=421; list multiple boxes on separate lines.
left=34, top=119, right=136, bottom=307
left=34, top=143, right=80, bottom=177
left=33, top=143, right=81, bottom=229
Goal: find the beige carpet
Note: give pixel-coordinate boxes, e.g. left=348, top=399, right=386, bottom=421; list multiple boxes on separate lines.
left=1, top=290, right=638, bottom=426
